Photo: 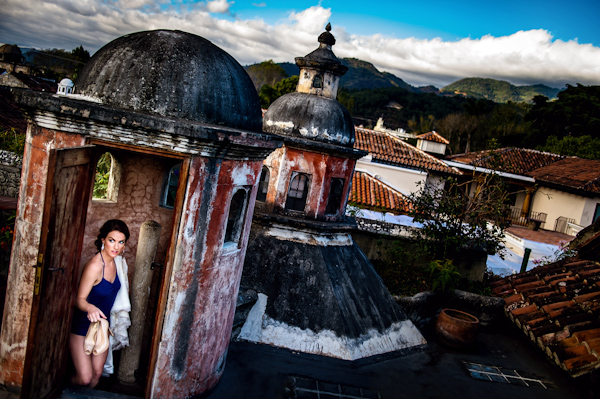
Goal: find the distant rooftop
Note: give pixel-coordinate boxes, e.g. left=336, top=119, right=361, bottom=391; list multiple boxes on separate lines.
left=354, top=126, right=460, bottom=175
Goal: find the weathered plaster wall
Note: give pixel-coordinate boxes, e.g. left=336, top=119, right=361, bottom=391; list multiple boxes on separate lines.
left=80, top=150, right=176, bottom=283
left=532, top=187, right=600, bottom=229
left=151, top=157, right=262, bottom=398
left=355, top=158, right=427, bottom=196
left=266, top=147, right=355, bottom=220
left=0, top=125, right=86, bottom=388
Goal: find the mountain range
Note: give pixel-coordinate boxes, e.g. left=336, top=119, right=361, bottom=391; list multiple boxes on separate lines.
left=257, top=59, right=562, bottom=103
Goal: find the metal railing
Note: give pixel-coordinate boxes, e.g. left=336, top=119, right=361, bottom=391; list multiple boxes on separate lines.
left=508, top=206, right=547, bottom=228
left=555, top=216, right=576, bottom=234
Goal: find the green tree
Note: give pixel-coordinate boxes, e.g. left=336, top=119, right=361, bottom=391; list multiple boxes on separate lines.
left=245, top=60, right=288, bottom=92
left=407, top=167, right=510, bottom=262
left=525, top=84, right=600, bottom=148
left=259, top=75, right=299, bottom=109
left=0, top=128, right=25, bottom=158
left=538, top=135, right=600, bottom=160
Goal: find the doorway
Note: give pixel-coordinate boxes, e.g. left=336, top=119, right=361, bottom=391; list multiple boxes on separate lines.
left=22, top=144, right=188, bottom=398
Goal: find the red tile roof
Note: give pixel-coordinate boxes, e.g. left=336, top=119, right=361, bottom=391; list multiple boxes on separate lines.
left=492, top=258, right=600, bottom=377
left=354, top=127, right=460, bottom=175
left=12, top=72, right=57, bottom=92
left=349, top=171, right=411, bottom=214
left=447, top=148, right=564, bottom=175
left=526, top=157, right=600, bottom=195
left=416, top=130, right=449, bottom=144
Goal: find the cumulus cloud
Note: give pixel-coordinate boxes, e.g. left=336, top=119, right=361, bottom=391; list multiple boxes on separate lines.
left=206, top=0, right=233, bottom=14
left=1, top=2, right=599, bottom=88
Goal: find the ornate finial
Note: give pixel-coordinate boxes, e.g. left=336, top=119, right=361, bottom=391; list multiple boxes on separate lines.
left=318, top=23, right=336, bottom=46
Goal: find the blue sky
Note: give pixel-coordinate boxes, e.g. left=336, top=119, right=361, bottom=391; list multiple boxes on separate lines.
left=1, top=1, right=599, bottom=88
left=232, top=0, right=599, bottom=46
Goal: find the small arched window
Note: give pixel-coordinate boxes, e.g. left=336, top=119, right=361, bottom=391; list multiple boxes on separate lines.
left=312, top=74, right=323, bottom=89
left=161, top=163, right=181, bottom=209
left=93, top=152, right=121, bottom=202
left=257, top=166, right=270, bottom=202
left=285, top=172, right=310, bottom=212
left=224, top=188, right=248, bottom=246
left=326, top=178, right=345, bottom=215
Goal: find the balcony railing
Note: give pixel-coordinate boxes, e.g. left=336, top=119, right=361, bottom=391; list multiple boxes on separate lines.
left=508, top=206, right=547, bottom=229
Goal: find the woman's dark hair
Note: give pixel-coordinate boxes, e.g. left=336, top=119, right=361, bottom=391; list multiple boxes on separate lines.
left=94, top=219, right=130, bottom=251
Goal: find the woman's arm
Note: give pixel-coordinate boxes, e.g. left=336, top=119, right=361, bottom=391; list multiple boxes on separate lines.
left=74, top=258, right=105, bottom=322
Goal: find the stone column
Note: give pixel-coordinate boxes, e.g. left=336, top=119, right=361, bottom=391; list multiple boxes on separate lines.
left=118, top=220, right=162, bottom=383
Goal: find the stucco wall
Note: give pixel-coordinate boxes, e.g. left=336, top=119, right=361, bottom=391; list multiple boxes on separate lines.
left=532, top=187, right=600, bottom=229
left=355, top=159, right=428, bottom=196
left=265, top=147, right=355, bottom=220
left=80, top=149, right=176, bottom=284
left=152, top=157, right=263, bottom=397
left=0, top=125, right=87, bottom=388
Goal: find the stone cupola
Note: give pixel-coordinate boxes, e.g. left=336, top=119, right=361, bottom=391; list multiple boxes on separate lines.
left=263, top=23, right=355, bottom=148
left=295, top=22, right=348, bottom=99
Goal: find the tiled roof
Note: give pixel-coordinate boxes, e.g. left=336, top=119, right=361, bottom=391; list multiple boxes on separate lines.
left=354, top=127, right=460, bottom=175
left=349, top=170, right=411, bottom=214
left=447, top=148, right=564, bottom=175
left=12, top=72, right=57, bottom=92
left=416, top=130, right=449, bottom=144
left=0, top=87, right=27, bottom=134
left=492, top=258, right=600, bottom=377
left=526, top=158, right=600, bottom=195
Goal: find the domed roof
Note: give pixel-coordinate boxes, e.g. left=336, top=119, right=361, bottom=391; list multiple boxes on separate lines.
left=59, top=78, right=74, bottom=87
left=75, top=30, right=262, bottom=132
left=263, top=92, right=354, bottom=147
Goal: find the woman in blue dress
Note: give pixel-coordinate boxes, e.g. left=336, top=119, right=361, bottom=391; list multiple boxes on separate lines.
left=69, top=219, right=129, bottom=388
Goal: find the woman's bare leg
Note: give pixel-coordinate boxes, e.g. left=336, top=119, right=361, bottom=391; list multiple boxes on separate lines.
left=69, top=333, right=109, bottom=388
left=70, top=333, right=92, bottom=386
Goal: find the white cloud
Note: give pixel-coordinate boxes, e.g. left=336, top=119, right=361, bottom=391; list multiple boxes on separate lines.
left=206, top=0, right=233, bottom=14
left=252, top=2, right=266, bottom=7
left=1, top=2, right=599, bottom=88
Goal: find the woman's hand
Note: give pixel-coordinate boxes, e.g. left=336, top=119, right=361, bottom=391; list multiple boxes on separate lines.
left=86, top=305, right=107, bottom=323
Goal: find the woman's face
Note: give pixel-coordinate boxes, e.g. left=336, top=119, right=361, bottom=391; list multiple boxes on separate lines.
left=102, top=230, right=127, bottom=258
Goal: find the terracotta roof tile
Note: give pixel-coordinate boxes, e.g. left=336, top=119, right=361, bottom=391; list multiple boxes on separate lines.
left=447, top=147, right=564, bottom=175
left=416, top=130, right=449, bottom=144
left=526, top=157, right=600, bottom=194
left=349, top=170, right=411, bottom=214
left=494, top=257, right=600, bottom=377
left=354, top=127, right=460, bottom=175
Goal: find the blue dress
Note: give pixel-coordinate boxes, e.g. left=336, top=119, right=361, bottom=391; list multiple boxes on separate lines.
left=71, top=260, right=121, bottom=336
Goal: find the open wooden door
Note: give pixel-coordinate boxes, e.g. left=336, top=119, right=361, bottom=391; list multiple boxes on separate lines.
left=21, top=146, right=94, bottom=399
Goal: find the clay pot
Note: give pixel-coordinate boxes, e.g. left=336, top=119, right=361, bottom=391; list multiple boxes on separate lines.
left=435, top=308, right=479, bottom=348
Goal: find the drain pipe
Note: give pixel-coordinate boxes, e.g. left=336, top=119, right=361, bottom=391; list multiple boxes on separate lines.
left=520, top=248, right=532, bottom=273
left=119, top=220, right=162, bottom=383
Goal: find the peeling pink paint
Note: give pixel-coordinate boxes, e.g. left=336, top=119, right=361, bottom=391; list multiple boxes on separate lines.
left=151, top=159, right=263, bottom=397
left=0, top=126, right=86, bottom=389
left=263, top=147, right=355, bottom=221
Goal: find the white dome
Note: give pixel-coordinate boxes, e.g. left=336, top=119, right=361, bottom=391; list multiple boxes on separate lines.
left=59, top=78, right=74, bottom=87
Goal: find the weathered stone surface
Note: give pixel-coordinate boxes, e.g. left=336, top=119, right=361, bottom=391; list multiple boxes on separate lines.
left=263, top=92, right=355, bottom=148
left=76, top=30, right=262, bottom=132
left=0, top=164, right=21, bottom=198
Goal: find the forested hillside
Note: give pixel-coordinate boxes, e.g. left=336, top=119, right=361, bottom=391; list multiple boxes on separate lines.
left=441, top=78, right=561, bottom=103
left=245, top=60, right=599, bottom=159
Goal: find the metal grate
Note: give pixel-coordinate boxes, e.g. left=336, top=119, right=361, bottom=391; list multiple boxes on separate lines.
left=464, top=362, right=548, bottom=389
left=286, top=377, right=382, bottom=399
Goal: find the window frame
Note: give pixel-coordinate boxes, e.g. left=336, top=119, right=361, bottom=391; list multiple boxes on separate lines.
left=160, top=163, right=182, bottom=209
left=325, top=177, right=345, bottom=215
left=223, top=187, right=250, bottom=250
left=285, top=172, right=311, bottom=213
left=256, top=166, right=270, bottom=202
